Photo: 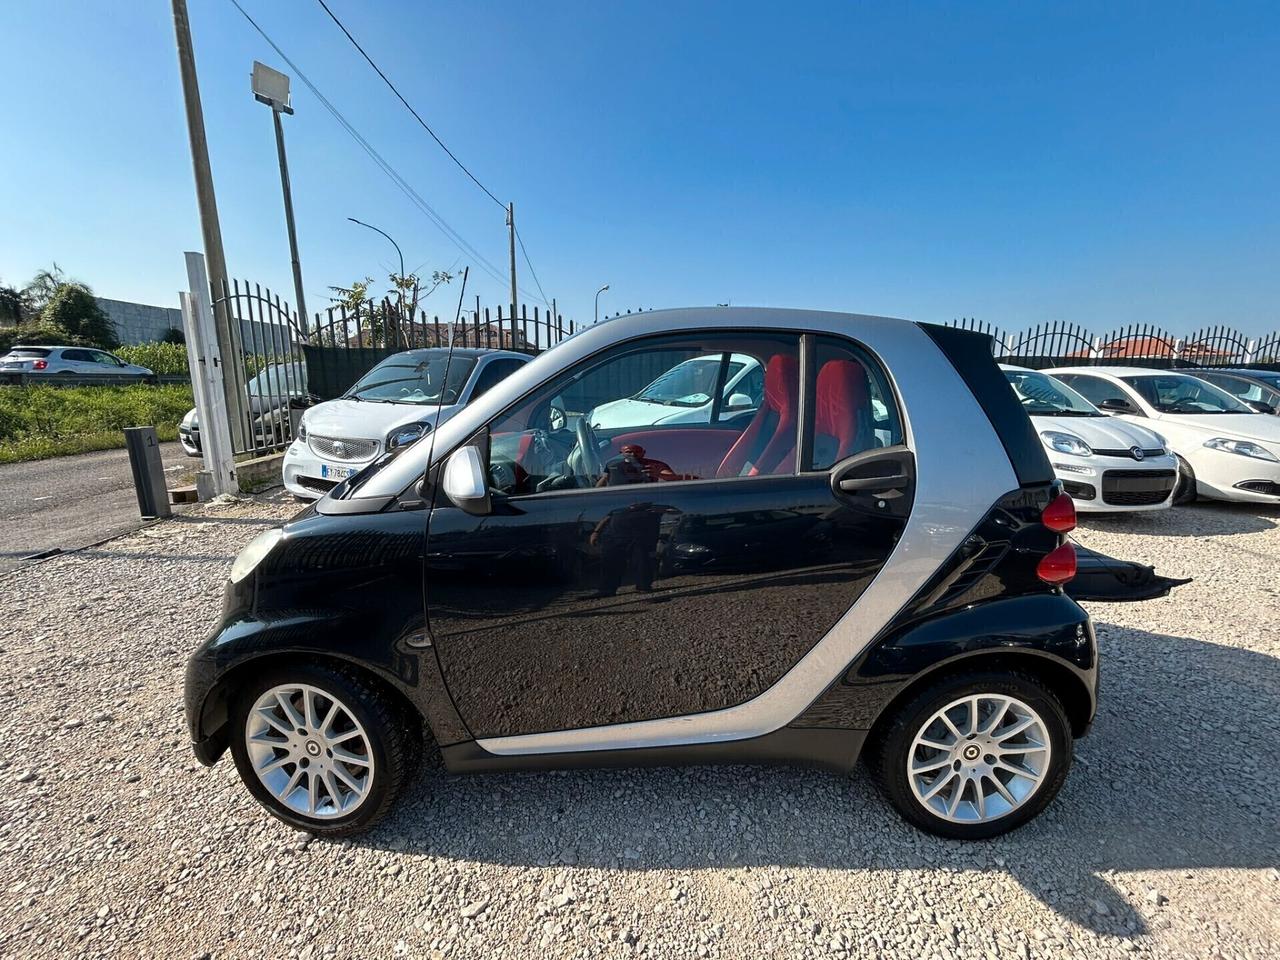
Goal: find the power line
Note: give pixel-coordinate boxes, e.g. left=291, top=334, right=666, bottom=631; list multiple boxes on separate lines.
left=515, top=228, right=551, bottom=310
left=227, top=0, right=511, bottom=290
left=311, top=0, right=553, bottom=309
left=314, top=0, right=505, bottom=210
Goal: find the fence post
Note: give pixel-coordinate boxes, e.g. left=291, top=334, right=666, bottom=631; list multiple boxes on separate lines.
left=1245, top=338, right=1258, bottom=365
left=1090, top=336, right=1102, bottom=360
left=181, top=253, right=236, bottom=498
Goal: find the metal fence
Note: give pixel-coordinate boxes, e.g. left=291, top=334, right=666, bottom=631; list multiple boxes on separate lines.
left=946, top=318, right=1280, bottom=371
left=210, top=279, right=576, bottom=458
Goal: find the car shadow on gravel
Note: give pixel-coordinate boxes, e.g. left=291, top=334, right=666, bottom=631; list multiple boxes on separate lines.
left=345, top=623, right=1279, bottom=939
left=1080, top=501, right=1277, bottom=537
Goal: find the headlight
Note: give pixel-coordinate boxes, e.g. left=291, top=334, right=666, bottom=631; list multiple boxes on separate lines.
left=1041, top=431, right=1092, bottom=457
left=387, top=421, right=430, bottom=450
left=1202, top=438, right=1279, bottom=462
left=297, top=420, right=307, bottom=442
left=229, top=528, right=283, bottom=584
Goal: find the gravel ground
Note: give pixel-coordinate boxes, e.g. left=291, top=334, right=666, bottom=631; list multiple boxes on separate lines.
left=0, top=494, right=1277, bottom=959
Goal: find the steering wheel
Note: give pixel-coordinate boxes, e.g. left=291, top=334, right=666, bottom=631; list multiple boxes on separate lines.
left=575, top=417, right=604, bottom=477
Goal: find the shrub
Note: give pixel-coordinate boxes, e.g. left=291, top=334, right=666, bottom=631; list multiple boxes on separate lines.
left=40, top=284, right=118, bottom=348
left=0, top=324, right=94, bottom=354
left=117, top=341, right=191, bottom=376
left=0, top=384, right=194, bottom=463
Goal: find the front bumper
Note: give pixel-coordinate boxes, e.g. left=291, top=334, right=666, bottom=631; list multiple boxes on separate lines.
left=283, top=438, right=376, bottom=500
left=1186, top=447, right=1280, bottom=502
left=1049, top=452, right=1177, bottom=512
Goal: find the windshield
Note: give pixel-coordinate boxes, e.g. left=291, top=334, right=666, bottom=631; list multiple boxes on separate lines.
left=1122, top=374, right=1254, bottom=414
left=1003, top=369, right=1099, bottom=416
left=635, top=356, right=747, bottom=407
left=346, top=354, right=477, bottom=405
left=247, top=363, right=306, bottom=398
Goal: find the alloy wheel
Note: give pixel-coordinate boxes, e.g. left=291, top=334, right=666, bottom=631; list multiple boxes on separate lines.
left=906, top=694, right=1051, bottom=823
left=243, top=684, right=375, bottom=820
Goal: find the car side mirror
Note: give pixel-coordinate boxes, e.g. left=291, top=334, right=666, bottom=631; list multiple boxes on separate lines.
left=725, top=392, right=755, bottom=410
left=441, top=445, right=491, bottom=515
left=548, top=396, right=568, bottom=432
left=1246, top=400, right=1275, bottom=414
left=1098, top=397, right=1136, bottom=414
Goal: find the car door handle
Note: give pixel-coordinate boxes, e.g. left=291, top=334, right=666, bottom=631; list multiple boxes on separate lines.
left=838, top=473, right=910, bottom=493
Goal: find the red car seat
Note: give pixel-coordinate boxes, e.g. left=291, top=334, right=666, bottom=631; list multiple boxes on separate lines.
left=814, top=359, right=871, bottom=463
left=716, top=354, right=798, bottom=477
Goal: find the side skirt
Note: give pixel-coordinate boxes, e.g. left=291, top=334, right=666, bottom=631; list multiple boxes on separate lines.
left=440, top=726, right=867, bottom=776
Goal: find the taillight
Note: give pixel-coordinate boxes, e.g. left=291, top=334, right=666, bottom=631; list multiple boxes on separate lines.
left=32, top=359, right=48, bottom=370
left=1041, top=492, right=1076, bottom=533
left=1037, top=543, right=1077, bottom=585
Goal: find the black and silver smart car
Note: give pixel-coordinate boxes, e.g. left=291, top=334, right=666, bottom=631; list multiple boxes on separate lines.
left=186, top=308, right=1100, bottom=840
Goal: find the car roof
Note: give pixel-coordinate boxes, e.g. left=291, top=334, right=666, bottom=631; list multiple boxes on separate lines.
left=7, top=344, right=91, bottom=351
left=1201, top=368, right=1280, bottom=379
left=378, top=347, right=529, bottom=362
left=1047, top=365, right=1193, bottom=378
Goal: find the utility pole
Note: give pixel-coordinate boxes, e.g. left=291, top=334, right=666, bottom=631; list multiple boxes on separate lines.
left=507, top=202, right=518, bottom=345
left=253, top=62, right=307, bottom=324
left=172, top=0, right=247, bottom=472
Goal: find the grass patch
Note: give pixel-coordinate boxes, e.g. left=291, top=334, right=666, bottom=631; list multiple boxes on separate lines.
left=0, top=384, right=193, bottom=464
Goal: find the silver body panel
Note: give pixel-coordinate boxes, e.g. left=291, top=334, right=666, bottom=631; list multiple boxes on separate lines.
left=356, top=308, right=1019, bottom=756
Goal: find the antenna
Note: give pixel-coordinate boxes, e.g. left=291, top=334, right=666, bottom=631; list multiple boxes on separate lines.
left=422, top=266, right=470, bottom=494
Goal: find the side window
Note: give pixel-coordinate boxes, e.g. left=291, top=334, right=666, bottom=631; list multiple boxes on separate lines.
left=1057, top=374, right=1121, bottom=406
left=92, top=351, right=121, bottom=366
left=719, top=362, right=764, bottom=421
left=807, top=336, right=902, bottom=470
left=62, top=349, right=91, bottom=363
left=469, top=358, right=525, bottom=400
left=486, top=334, right=800, bottom=496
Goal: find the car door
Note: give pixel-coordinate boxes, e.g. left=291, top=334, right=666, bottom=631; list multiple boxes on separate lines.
left=423, top=330, right=913, bottom=740
left=58, top=348, right=95, bottom=374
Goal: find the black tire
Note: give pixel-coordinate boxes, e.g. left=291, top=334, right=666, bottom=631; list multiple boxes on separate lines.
left=228, top=662, right=419, bottom=836
left=868, top=670, right=1072, bottom=840
left=1172, top=455, right=1197, bottom=505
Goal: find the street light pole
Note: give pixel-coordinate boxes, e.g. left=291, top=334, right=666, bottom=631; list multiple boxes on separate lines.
left=595, top=284, right=610, bottom=325
left=347, top=217, right=405, bottom=321
left=252, top=62, right=307, bottom=324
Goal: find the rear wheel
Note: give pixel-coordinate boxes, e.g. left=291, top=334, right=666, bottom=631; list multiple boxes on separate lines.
left=870, top=671, right=1072, bottom=839
left=228, top=663, right=418, bottom=836
left=1172, top=455, right=1197, bottom=505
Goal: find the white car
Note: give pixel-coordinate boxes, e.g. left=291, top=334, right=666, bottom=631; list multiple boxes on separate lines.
left=285, top=348, right=529, bottom=499
left=1001, top=366, right=1176, bottom=512
left=0, top=345, right=154, bottom=382
left=1050, top=366, right=1280, bottom=504
left=589, top=353, right=763, bottom=429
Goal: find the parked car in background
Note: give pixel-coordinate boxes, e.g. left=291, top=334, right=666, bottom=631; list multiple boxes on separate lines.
left=1184, top=368, right=1280, bottom=415
left=189, top=308, right=1121, bottom=841
left=0, top=345, right=155, bottom=382
left=284, top=348, right=529, bottom=499
left=1051, top=366, right=1280, bottom=503
left=1001, top=365, right=1176, bottom=511
left=180, top=361, right=310, bottom=457
left=589, top=352, right=764, bottom=428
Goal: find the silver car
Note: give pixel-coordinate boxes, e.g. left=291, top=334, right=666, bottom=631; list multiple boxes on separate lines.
left=0, top=345, right=155, bottom=382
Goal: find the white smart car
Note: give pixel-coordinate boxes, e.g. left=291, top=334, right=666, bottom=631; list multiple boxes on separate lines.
left=1000, top=366, right=1176, bottom=512
left=284, top=348, right=529, bottom=499
left=1050, top=366, right=1280, bottom=504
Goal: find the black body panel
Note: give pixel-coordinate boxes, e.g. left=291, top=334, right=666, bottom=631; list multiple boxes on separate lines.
left=442, top=726, right=866, bottom=776
left=425, top=473, right=908, bottom=738
left=920, top=324, right=1054, bottom=487
left=793, top=593, right=1096, bottom=731
left=183, top=508, right=471, bottom=764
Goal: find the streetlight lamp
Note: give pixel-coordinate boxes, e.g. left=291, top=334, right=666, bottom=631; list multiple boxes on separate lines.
left=594, top=284, right=610, bottom=325
left=252, top=61, right=307, bottom=324
left=347, top=217, right=406, bottom=323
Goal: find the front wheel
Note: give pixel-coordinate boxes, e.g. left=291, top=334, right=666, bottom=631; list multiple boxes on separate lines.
left=870, top=671, right=1072, bottom=840
left=228, top=663, right=418, bottom=836
left=1171, top=455, right=1197, bottom=505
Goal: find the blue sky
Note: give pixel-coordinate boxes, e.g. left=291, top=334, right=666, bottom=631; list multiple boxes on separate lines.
left=2, top=1, right=1278, bottom=334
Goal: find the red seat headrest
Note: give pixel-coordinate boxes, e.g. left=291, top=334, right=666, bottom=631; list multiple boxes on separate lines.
left=815, top=359, right=870, bottom=462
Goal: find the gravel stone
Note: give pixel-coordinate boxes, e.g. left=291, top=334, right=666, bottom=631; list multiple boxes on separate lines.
left=0, top=493, right=1276, bottom=959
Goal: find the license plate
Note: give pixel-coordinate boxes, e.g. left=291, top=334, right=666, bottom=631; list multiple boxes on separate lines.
left=320, top=464, right=355, bottom=481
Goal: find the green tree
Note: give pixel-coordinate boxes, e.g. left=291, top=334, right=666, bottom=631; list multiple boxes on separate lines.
left=0, top=283, right=25, bottom=325
left=40, top=284, right=118, bottom=348
left=22, top=264, right=68, bottom=315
